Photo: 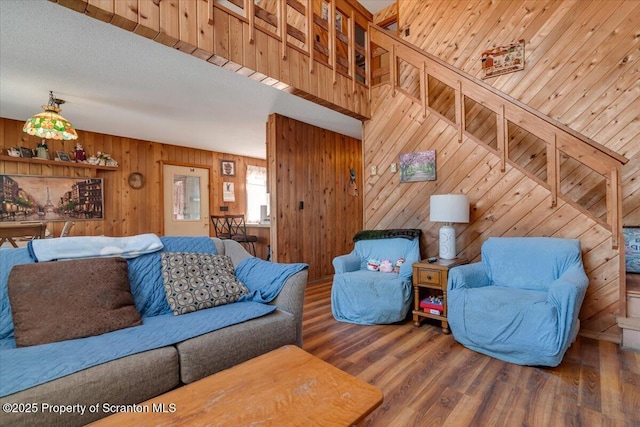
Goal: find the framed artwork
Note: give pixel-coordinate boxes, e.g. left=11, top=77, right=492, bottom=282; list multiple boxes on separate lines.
left=56, top=151, right=71, bottom=162
left=0, top=174, right=104, bottom=222
left=481, top=39, right=525, bottom=79
left=399, top=150, right=436, bottom=183
left=220, top=160, right=236, bottom=177
left=624, top=226, right=640, bottom=273
left=223, top=182, right=235, bottom=202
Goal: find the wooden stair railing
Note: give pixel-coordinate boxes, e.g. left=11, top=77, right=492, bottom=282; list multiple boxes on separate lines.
left=369, top=24, right=628, bottom=249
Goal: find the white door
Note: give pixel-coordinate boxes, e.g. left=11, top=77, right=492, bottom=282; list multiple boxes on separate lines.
left=163, top=164, right=210, bottom=236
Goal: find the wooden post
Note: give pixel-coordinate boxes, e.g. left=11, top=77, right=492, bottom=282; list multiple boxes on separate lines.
left=330, top=0, right=337, bottom=84
left=455, top=80, right=463, bottom=142
left=307, top=0, right=314, bottom=73
left=548, top=134, right=558, bottom=208
left=497, top=105, right=506, bottom=172
left=349, top=11, right=355, bottom=93
left=247, top=0, right=255, bottom=44
left=608, top=166, right=620, bottom=250
left=278, top=0, right=287, bottom=59
left=420, top=62, right=427, bottom=118
left=390, top=44, right=396, bottom=97
left=365, top=24, right=371, bottom=102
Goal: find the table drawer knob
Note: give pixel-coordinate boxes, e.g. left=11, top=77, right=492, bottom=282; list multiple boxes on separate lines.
left=427, top=275, right=432, bottom=280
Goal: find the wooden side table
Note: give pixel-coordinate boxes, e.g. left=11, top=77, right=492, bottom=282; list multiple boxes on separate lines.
left=412, top=258, right=468, bottom=333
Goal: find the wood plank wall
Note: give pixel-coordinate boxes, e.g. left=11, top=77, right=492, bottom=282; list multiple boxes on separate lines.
left=0, top=117, right=266, bottom=243
left=267, top=113, right=363, bottom=281
left=365, top=0, right=640, bottom=342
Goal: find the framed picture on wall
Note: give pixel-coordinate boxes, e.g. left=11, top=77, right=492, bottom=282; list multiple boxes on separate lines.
left=624, top=226, right=640, bottom=273
left=0, top=174, right=104, bottom=222
left=399, top=150, right=436, bottom=183
left=19, top=147, right=32, bottom=158
left=223, top=182, right=235, bottom=202
left=56, top=151, right=71, bottom=162
left=220, top=160, right=236, bottom=177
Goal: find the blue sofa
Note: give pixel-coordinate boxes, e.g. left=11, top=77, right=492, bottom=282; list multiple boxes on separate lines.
left=447, top=237, right=588, bottom=367
left=331, top=231, right=421, bottom=325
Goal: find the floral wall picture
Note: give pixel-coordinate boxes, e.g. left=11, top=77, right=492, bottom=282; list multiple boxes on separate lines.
left=399, top=150, right=436, bottom=183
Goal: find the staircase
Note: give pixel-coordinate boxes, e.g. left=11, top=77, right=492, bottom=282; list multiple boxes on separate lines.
left=368, top=25, right=636, bottom=347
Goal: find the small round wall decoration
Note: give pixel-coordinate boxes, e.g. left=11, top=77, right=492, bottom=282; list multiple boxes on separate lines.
left=128, top=172, right=145, bottom=189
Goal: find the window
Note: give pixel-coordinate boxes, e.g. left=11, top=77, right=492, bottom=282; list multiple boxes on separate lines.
left=246, top=165, right=268, bottom=223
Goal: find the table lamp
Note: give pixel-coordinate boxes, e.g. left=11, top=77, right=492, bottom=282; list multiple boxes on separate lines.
left=430, top=194, right=470, bottom=259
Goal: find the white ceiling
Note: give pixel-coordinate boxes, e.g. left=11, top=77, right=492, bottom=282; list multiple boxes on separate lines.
left=0, top=0, right=393, bottom=160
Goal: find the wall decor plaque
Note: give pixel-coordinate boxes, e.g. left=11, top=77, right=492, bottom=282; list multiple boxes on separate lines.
left=481, top=39, right=525, bottom=79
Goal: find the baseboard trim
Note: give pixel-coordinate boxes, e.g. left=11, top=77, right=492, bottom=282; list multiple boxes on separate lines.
left=578, top=329, right=621, bottom=344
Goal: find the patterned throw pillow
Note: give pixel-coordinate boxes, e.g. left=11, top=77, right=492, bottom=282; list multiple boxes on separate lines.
left=161, top=252, right=249, bottom=315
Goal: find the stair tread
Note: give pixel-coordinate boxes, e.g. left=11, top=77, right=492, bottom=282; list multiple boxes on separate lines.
left=618, top=316, right=640, bottom=329
left=627, top=273, right=640, bottom=294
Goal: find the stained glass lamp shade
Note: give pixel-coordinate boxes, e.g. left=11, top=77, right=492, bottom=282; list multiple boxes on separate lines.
left=23, top=91, right=78, bottom=140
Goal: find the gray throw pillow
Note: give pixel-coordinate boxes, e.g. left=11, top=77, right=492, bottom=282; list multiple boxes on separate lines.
left=161, top=252, right=249, bottom=315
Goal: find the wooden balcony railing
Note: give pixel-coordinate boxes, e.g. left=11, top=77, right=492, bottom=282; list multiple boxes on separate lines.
left=53, top=0, right=372, bottom=120
left=369, top=24, right=628, bottom=249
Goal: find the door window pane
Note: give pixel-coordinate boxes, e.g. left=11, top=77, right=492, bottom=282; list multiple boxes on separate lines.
left=173, top=175, right=201, bottom=220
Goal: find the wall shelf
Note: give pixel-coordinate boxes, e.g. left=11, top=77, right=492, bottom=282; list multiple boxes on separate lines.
left=0, top=155, right=118, bottom=171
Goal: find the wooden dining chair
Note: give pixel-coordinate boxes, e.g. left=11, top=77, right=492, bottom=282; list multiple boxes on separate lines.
left=210, top=215, right=232, bottom=239
left=226, top=214, right=258, bottom=256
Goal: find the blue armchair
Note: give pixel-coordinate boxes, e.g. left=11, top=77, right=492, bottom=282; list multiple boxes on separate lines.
left=331, top=230, right=421, bottom=325
left=447, top=237, right=588, bottom=366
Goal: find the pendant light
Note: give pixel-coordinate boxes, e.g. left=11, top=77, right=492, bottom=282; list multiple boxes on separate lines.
left=23, top=91, right=78, bottom=140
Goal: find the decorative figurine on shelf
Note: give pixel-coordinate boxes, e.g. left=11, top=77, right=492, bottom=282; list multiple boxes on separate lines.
left=74, top=142, right=86, bottom=162
left=36, top=140, right=49, bottom=160
left=97, top=151, right=118, bottom=167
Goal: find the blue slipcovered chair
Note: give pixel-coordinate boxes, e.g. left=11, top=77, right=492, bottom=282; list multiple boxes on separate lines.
left=447, top=237, right=588, bottom=366
left=331, top=230, right=421, bottom=325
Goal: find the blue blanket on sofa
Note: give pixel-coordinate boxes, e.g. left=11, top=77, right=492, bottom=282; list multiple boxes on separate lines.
left=0, top=236, right=289, bottom=397
left=0, top=302, right=275, bottom=397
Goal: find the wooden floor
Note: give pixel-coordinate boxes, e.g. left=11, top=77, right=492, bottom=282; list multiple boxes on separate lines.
left=302, top=280, right=640, bottom=427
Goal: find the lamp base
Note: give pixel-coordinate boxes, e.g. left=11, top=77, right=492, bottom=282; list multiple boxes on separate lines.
left=439, top=225, right=457, bottom=260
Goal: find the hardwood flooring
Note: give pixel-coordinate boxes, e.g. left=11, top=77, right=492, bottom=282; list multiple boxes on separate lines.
left=301, top=280, right=640, bottom=427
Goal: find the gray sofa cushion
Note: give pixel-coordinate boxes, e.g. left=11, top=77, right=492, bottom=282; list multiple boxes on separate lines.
left=0, top=346, right=179, bottom=427
left=177, top=309, right=296, bottom=383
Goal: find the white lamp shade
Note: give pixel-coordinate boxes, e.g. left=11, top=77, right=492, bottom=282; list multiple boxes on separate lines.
left=430, top=194, right=469, bottom=223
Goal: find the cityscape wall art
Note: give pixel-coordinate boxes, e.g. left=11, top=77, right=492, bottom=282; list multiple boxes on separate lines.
left=0, top=174, right=104, bottom=222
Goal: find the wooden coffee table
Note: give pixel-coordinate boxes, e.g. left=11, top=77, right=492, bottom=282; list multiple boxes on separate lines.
left=90, top=345, right=383, bottom=426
